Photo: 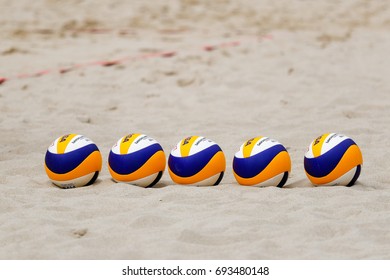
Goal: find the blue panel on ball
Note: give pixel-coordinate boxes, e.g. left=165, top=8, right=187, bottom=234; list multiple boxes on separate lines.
left=168, top=145, right=221, bottom=177
left=347, top=165, right=361, bottom=187
left=45, top=144, right=99, bottom=174
left=304, top=139, right=356, bottom=178
left=109, top=143, right=163, bottom=175
left=232, top=144, right=286, bottom=178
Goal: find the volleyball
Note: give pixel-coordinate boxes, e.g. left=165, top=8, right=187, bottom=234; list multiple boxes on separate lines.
left=168, top=136, right=226, bottom=186
left=304, top=133, right=363, bottom=186
left=233, top=136, right=291, bottom=187
left=44, top=134, right=102, bottom=188
left=108, top=133, right=166, bottom=187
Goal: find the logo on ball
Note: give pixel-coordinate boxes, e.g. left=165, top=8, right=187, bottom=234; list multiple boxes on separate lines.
left=233, top=136, right=291, bottom=187
left=304, top=133, right=363, bottom=186
left=168, top=136, right=226, bottom=186
left=44, top=134, right=102, bottom=188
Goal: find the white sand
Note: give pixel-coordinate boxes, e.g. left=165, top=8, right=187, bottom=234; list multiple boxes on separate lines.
left=1, top=0, right=390, bottom=259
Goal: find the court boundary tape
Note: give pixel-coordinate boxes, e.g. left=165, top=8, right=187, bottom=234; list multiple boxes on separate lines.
left=0, top=34, right=272, bottom=86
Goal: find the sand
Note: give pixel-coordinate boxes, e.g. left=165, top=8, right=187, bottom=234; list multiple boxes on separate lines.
left=1, top=0, right=390, bottom=259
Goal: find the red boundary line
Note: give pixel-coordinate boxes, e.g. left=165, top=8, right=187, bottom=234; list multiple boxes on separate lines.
left=0, top=34, right=272, bottom=86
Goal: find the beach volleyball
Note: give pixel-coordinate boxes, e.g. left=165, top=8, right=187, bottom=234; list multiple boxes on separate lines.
left=44, top=134, right=102, bottom=188
left=168, top=136, right=226, bottom=186
left=233, top=136, right=291, bottom=187
left=304, top=133, right=363, bottom=186
left=108, top=133, right=166, bottom=187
